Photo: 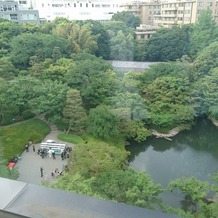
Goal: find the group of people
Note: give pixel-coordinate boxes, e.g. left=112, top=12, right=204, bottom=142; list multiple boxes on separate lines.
left=24, top=140, right=72, bottom=178
left=51, top=168, right=63, bottom=178
left=37, top=148, right=56, bottom=159
left=60, top=146, right=72, bottom=160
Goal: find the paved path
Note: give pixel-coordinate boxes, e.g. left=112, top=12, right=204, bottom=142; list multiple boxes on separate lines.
left=16, top=128, right=72, bottom=185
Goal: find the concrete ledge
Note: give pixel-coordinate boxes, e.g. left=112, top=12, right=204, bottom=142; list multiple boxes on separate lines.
left=0, top=178, right=179, bottom=218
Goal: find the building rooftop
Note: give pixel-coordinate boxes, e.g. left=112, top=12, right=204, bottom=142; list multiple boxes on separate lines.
left=0, top=177, right=179, bottom=218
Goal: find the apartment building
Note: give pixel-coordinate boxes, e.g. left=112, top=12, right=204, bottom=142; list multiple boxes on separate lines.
left=121, top=0, right=161, bottom=25
left=122, top=0, right=218, bottom=27
left=134, top=24, right=160, bottom=40
left=24, top=0, right=125, bottom=22
left=154, top=0, right=218, bottom=27
left=0, top=0, right=39, bottom=23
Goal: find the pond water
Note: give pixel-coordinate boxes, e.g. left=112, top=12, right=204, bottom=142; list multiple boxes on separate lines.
left=126, top=118, right=218, bottom=207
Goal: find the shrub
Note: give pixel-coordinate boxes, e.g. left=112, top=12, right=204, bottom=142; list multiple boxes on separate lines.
left=22, top=110, right=35, bottom=120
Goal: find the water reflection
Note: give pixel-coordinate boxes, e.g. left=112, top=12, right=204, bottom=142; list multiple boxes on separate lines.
left=126, top=118, right=218, bottom=208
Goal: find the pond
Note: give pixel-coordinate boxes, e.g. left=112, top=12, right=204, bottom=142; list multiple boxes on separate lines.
left=126, top=118, right=218, bottom=208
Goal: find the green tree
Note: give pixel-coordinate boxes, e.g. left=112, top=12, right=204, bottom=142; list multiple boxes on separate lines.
left=168, top=177, right=209, bottom=212
left=10, top=33, right=69, bottom=68
left=92, top=169, right=162, bottom=209
left=66, top=54, right=115, bottom=108
left=192, top=42, right=218, bottom=77
left=192, top=68, right=218, bottom=117
left=112, top=11, right=141, bottom=29
left=118, top=119, right=151, bottom=142
left=50, top=173, right=98, bottom=197
left=87, top=105, right=119, bottom=140
left=29, top=80, right=69, bottom=122
left=5, top=76, right=69, bottom=122
left=52, top=46, right=62, bottom=61
left=0, top=78, right=17, bottom=124
left=134, top=40, right=148, bottom=61
left=189, top=10, right=218, bottom=58
left=0, top=20, right=24, bottom=57
left=104, top=20, right=134, bottom=36
left=69, top=140, right=128, bottom=177
left=143, top=76, right=195, bottom=129
left=62, top=89, right=87, bottom=134
left=5, top=76, right=41, bottom=117
left=52, top=21, right=98, bottom=54
left=88, top=20, right=110, bottom=59
left=0, top=57, right=17, bottom=80
left=145, top=26, right=190, bottom=61
left=110, top=92, right=150, bottom=121
left=110, top=30, right=134, bottom=61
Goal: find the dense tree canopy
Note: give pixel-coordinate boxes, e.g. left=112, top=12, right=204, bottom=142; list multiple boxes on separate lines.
left=87, top=105, right=120, bottom=140
left=112, top=11, right=141, bottom=29
left=189, top=10, right=218, bottom=58
left=66, top=54, right=115, bottom=107
left=62, top=89, right=87, bottom=134
left=10, top=33, right=69, bottom=68
left=145, top=26, right=190, bottom=61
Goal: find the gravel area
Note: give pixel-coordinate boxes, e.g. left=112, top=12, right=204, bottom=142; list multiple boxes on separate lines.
left=16, top=130, right=72, bottom=185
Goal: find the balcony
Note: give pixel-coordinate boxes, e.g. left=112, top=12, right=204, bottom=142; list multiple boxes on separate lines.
left=162, top=7, right=178, bottom=11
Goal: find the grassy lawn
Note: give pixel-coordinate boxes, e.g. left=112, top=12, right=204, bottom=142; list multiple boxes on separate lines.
left=57, top=133, right=126, bottom=150
left=0, top=119, right=50, bottom=161
left=58, top=133, right=84, bottom=144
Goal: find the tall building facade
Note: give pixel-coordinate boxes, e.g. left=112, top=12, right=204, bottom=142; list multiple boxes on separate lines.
left=26, top=0, right=125, bottom=22
left=121, top=0, right=161, bottom=26
left=0, top=0, right=39, bottom=23
left=122, top=0, right=218, bottom=27
left=154, top=0, right=218, bottom=27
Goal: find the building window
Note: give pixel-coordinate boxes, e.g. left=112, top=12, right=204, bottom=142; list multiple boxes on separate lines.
left=185, top=3, right=192, bottom=7
left=86, top=3, right=88, bottom=7
left=80, top=3, right=82, bottom=7
left=198, top=2, right=203, bottom=6
left=10, top=14, right=18, bottom=20
left=102, top=4, right=110, bottom=8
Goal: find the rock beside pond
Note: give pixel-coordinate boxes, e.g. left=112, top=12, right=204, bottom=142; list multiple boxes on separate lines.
left=211, top=119, right=218, bottom=127
left=151, top=127, right=180, bottom=140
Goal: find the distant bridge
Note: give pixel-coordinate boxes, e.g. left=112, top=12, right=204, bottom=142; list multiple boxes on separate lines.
left=109, top=60, right=159, bottom=72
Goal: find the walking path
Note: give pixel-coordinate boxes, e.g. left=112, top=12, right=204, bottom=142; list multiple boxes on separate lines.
left=16, top=122, right=72, bottom=185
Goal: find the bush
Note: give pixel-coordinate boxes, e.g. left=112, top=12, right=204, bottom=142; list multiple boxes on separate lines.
left=56, top=120, right=69, bottom=131
left=22, top=110, right=35, bottom=120
left=0, top=115, right=16, bottom=126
